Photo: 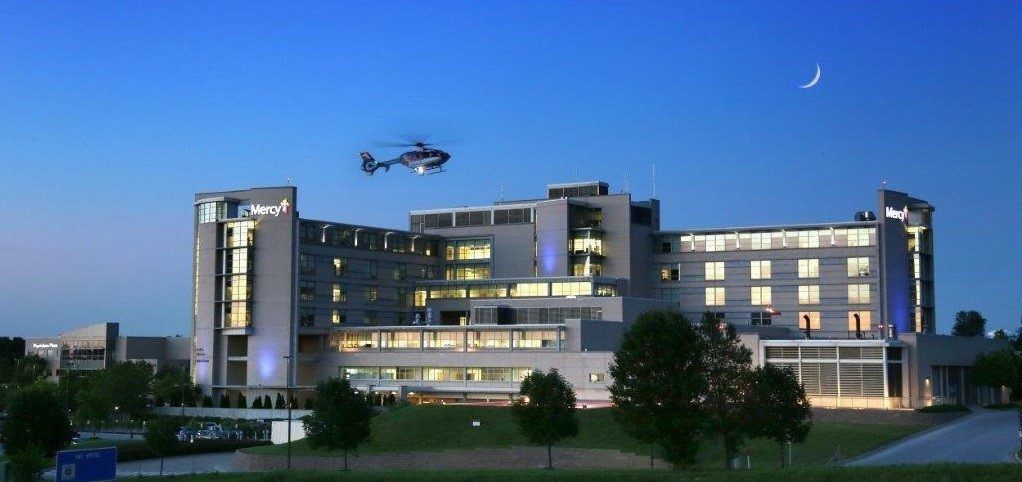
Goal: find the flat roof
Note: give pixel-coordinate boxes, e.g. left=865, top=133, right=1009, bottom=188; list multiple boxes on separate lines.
left=656, top=220, right=878, bottom=235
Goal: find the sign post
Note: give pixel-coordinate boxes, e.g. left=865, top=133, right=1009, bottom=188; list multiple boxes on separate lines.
left=55, top=447, right=117, bottom=482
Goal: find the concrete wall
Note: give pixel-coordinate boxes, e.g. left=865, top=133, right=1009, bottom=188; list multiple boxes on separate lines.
left=900, top=333, right=1009, bottom=406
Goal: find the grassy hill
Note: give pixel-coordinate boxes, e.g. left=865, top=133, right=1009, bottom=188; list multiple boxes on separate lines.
left=247, top=405, right=925, bottom=468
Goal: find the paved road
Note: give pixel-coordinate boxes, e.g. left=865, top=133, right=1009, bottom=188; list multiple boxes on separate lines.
left=115, top=452, right=240, bottom=477
left=848, top=409, right=1020, bottom=466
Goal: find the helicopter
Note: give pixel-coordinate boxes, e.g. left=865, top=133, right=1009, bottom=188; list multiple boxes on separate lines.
left=360, top=141, right=451, bottom=176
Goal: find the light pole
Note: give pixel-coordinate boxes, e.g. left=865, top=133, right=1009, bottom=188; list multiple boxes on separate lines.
left=283, top=354, right=293, bottom=471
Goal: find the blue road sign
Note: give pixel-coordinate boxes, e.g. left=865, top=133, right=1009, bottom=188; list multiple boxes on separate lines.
left=55, top=447, right=117, bottom=482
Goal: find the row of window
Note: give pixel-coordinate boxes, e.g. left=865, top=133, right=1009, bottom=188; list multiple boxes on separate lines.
left=699, top=284, right=872, bottom=306
left=330, top=330, right=562, bottom=351
left=658, top=228, right=875, bottom=253
left=445, top=238, right=492, bottom=261
left=410, top=208, right=535, bottom=230
left=660, top=258, right=871, bottom=282
left=341, top=366, right=535, bottom=383
left=300, top=254, right=438, bottom=281
left=298, top=282, right=413, bottom=305
left=299, top=222, right=439, bottom=256
left=414, top=281, right=616, bottom=305
left=747, top=310, right=874, bottom=331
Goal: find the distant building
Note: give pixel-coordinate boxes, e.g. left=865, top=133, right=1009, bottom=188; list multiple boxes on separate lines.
left=24, top=322, right=190, bottom=379
left=189, top=181, right=1005, bottom=409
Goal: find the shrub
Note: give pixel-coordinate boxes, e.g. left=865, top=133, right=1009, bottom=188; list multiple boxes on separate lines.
left=917, top=404, right=970, bottom=413
left=9, top=445, right=49, bottom=481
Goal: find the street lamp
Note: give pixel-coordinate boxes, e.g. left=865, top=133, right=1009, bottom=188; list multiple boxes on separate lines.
left=283, top=354, right=293, bottom=471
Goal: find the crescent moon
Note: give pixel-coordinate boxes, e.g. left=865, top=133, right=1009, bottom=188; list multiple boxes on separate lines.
left=799, top=64, right=821, bottom=89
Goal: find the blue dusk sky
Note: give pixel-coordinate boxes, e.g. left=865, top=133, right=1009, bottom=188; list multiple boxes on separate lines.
left=1, top=2, right=1019, bottom=336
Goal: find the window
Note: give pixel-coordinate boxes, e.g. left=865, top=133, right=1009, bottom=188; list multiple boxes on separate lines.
left=335, top=331, right=375, bottom=350
left=423, top=367, right=465, bottom=381
left=467, top=367, right=513, bottom=382
left=747, top=232, right=773, bottom=250
left=798, top=311, right=821, bottom=330
left=589, top=372, right=606, bottom=383
left=848, top=284, right=871, bottom=304
left=226, top=248, right=250, bottom=274
left=361, top=310, right=378, bottom=325
left=798, top=259, right=819, bottom=279
left=299, top=254, right=315, bottom=275
left=751, top=312, right=772, bottom=326
left=429, top=287, right=467, bottom=299
left=513, top=330, right=560, bottom=350
left=445, top=264, right=492, bottom=280
left=750, top=260, right=771, bottom=280
left=298, top=307, right=315, bottom=327
left=551, top=281, right=593, bottom=296
left=446, top=238, right=491, bottom=261
left=660, top=237, right=680, bottom=253
left=751, top=286, right=772, bottom=305
left=197, top=202, right=225, bottom=223
left=223, top=275, right=250, bottom=301
left=848, top=311, right=871, bottom=331
left=847, top=257, right=870, bottom=277
left=333, top=257, right=347, bottom=276
left=704, top=262, right=725, bottom=281
left=393, top=264, right=407, bottom=281
left=705, top=234, right=728, bottom=252
left=660, top=264, right=680, bottom=282
left=382, top=331, right=421, bottom=349
left=796, top=230, right=825, bottom=248
left=331, top=309, right=345, bottom=325
left=510, top=282, right=549, bottom=297
left=299, top=281, right=316, bottom=302
left=395, top=366, right=421, bottom=380
left=705, top=287, right=726, bottom=306
left=332, top=284, right=346, bottom=303
left=846, top=228, right=872, bottom=247
left=493, top=208, right=532, bottom=224
left=414, top=289, right=427, bottom=307
left=341, top=367, right=378, bottom=380
left=365, top=286, right=378, bottom=303
left=367, top=260, right=378, bottom=278
left=569, top=236, right=603, bottom=255
left=424, top=331, right=464, bottom=350
left=468, top=284, right=507, bottom=298
left=469, top=331, right=511, bottom=350
left=798, top=285, right=820, bottom=304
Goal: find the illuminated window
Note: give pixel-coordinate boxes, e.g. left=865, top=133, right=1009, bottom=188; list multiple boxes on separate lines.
left=423, top=367, right=465, bottom=381
left=332, top=284, right=346, bottom=303
left=589, top=372, right=606, bottom=383
left=467, top=367, right=513, bottom=382
left=847, top=257, right=870, bottom=277
left=751, top=260, right=771, bottom=280
left=469, top=331, right=511, bottom=350
left=705, top=262, right=725, bottom=281
left=798, top=285, right=820, bottom=304
left=224, top=221, right=254, bottom=248
left=751, top=286, right=772, bottom=305
left=424, top=331, right=464, bottom=350
left=660, top=264, right=680, bottom=282
left=551, top=281, right=593, bottom=296
left=197, top=202, right=226, bottom=223
left=569, top=237, right=603, bottom=255
left=429, top=287, right=466, bottom=299
left=299, top=281, right=316, bottom=302
left=848, top=284, right=870, bottom=304
left=510, top=282, right=549, bottom=297
left=365, top=286, right=378, bottom=303
left=848, top=311, right=871, bottom=331
left=513, top=330, right=560, bottom=350
left=341, top=367, right=378, bottom=380
left=335, top=331, right=376, bottom=350
left=224, top=302, right=250, bottom=327
left=747, top=232, right=774, bottom=250
left=798, top=311, right=821, bottom=330
left=705, top=234, right=728, bottom=252
left=414, top=289, right=427, bottom=307
left=446, top=239, right=492, bottom=261
left=394, top=366, right=421, bottom=380
left=846, top=228, right=873, bottom=247
left=333, top=257, right=347, bottom=276
left=445, top=264, right=492, bottom=280
left=224, top=275, right=250, bottom=301
left=705, top=287, right=726, bottom=306
left=468, top=284, right=507, bottom=298
left=331, top=309, right=344, bottom=325
left=226, top=248, right=250, bottom=274
left=382, top=331, right=421, bottom=349
left=798, top=259, right=819, bottom=279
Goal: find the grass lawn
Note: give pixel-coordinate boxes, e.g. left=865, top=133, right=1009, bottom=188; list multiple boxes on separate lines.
left=128, top=464, right=1022, bottom=482
left=246, top=405, right=926, bottom=469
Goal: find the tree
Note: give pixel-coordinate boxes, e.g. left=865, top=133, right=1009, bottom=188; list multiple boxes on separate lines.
left=302, top=377, right=374, bottom=470
left=746, top=365, right=812, bottom=467
left=218, top=394, right=230, bottom=408
left=0, top=381, right=73, bottom=457
left=696, top=313, right=755, bottom=469
left=202, top=395, right=214, bottom=407
left=252, top=396, right=263, bottom=409
left=0, top=336, right=26, bottom=362
left=971, top=349, right=1021, bottom=396
left=511, top=369, right=579, bottom=469
left=951, top=310, right=987, bottom=337
left=276, top=392, right=286, bottom=409
left=76, top=361, right=153, bottom=426
left=264, top=394, right=272, bottom=409
left=145, top=416, right=180, bottom=476
left=992, top=329, right=1008, bottom=340
left=609, top=310, right=706, bottom=469
left=56, top=370, right=90, bottom=418
left=8, top=444, right=48, bottom=481
left=152, top=367, right=198, bottom=408
left=236, top=393, right=247, bottom=409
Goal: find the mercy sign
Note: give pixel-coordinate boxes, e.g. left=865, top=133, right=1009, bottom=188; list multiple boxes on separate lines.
left=251, top=199, right=291, bottom=217
left=885, top=206, right=909, bottom=222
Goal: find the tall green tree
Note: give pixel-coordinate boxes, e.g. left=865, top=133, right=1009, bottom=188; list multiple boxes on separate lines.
left=970, top=349, right=1021, bottom=397
left=77, top=361, right=153, bottom=425
left=144, top=416, right=180, bottom=476
left=0, top=381, right=73, bottom=457
left=951, top=310, right=987, bottom=337
left=746, top=364, right=812, bottom=467
left=609, top=310, right=706, bottom=469
left=511, top=369, right=580, bottom=469
left=697, top=313, right=755, bottom=469
left=152, top=367, right=198, bottom=407
left=302, top=377, right=375, bottom=470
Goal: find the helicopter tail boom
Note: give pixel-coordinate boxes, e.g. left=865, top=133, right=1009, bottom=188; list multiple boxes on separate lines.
left=360, top=151, right=390, bottom=175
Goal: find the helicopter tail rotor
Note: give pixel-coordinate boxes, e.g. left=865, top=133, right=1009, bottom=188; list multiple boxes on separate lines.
left=360, top=151, right=382, bottom=175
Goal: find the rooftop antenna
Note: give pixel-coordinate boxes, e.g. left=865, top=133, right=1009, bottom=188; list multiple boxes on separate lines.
left=499, top=183, right=508, bottom=202
left=285, top=176, right=294, bottom=186
left=624, top=173, right=630, bottom=194
left=651, top=162, right=659, bottom=199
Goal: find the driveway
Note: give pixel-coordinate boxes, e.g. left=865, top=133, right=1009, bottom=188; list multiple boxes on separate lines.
left=848, top=408, right=1020, bottom=466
